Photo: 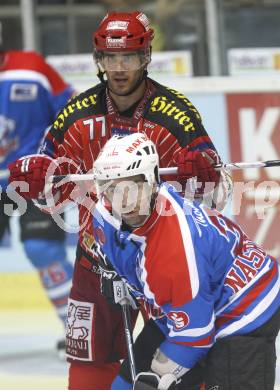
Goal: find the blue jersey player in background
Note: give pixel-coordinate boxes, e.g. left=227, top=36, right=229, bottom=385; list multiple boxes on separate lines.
left=0, top=22, right=75, bottom=354
left=92, top=132, right=280, bottom=390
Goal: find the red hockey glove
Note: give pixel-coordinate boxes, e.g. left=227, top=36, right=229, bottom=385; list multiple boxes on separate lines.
left=173, top=147, right=221, bottom=189
left=8, top=154, right=60, bottom=199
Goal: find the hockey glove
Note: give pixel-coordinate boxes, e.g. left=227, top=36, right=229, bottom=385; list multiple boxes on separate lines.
left=97, top=246, right=138, bottom=309
left=150, top=349, right=189, bottom=389
left=8, top=154, right=60, bottom=199
left=133, top=372, right=178, bottom=390
left=173, top=147, right=221, bottom=195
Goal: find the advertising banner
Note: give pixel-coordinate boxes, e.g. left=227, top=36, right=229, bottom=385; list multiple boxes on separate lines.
left=226, top=92, right=280, bottom=256
left=228, top=48, right=280, bottom=76
left=47, top=50, right=193, bottom=88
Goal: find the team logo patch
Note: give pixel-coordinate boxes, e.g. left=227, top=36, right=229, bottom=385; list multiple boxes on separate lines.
left=82, top=231, right=96, bottom=252
left=10, top=83, right=38, bottom=101
left=106, top=21, right=129, bottom=30
left=111, top=127, right=132, bottom=136
left=167, top=310, right=189, bottom=330
left=136, top=13, right=150, bottom=31
left=95, top=226, right=106, bottom=245
left=66, top=299, right=94, bottom=361
left=106, top=37, right=126, bottom=48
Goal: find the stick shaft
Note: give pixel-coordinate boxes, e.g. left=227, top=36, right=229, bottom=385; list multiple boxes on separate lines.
left=121, top=303, right=137, bottom=382
left=159, top=159, right=280, bottom=175
left=49, top=159, right=280, bottom=183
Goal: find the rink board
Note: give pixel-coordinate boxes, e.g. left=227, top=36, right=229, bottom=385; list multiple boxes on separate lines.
left=0, top=271, right=53, bottom=310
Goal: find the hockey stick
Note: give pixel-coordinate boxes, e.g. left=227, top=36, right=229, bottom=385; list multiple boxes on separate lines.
left=49, top=159, right=280, bottom=183
left=120, top=300, right=137, bottom=383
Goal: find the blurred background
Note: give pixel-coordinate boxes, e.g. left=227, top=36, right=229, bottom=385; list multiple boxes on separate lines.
left=2, top=0, right=280, bottom=76
left=1, top=0, right=280, bottom=389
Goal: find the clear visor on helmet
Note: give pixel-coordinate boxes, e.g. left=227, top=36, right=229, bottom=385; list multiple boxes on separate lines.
left=96, top=50, right=150, bottom=72
left=96, top=175, right=155, bottom=226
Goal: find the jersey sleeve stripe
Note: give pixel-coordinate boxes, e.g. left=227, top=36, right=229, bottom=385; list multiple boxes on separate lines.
left=73, top=123, right=82, bottom=134
left=216, top=261, right=271, bottom=315
left=0, top=69, right=51, bottom=91
left=86, top=141, right=95, bottom=167
left=159, top=132, right=172, bottom=146
left=154, top=127, right=165, bottom=144
left=168, top=313, right=215, bottom=338
left=68, top=130, right=83, bottom=151
left=216, top=260, right=278, bottom=329
left=188, top=135, right=215, bottom=151
left=216, top=264, right=280, bottom=338
left=169, top=332, right=215, bottom=348
left=160, top=139, right=180, bottom=160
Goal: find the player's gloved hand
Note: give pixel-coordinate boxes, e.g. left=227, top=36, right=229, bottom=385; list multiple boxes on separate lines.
left=97, top=245, right=138, bottom=309
left=133, top=372, right=178, bottom=390
left=8, top=154, right=60, bottom=199
left=150, top=349, right=188, bottom=389
left=173, top=147, right=221, bottom=193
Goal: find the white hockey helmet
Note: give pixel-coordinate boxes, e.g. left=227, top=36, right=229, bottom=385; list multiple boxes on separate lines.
left=94, top=133, right=159, bottom=186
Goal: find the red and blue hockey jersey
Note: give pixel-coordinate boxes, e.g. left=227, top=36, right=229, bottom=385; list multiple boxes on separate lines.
left=93, top=182, right=280, bottom=370
left=0, top=50, right=74, bottom=188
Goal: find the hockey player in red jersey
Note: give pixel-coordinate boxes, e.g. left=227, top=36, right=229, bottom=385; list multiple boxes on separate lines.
left=8, top=12, right=230, bottom=390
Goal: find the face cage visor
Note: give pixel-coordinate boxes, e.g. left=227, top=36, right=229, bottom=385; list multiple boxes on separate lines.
left=95, top=49, right=151, bottom=72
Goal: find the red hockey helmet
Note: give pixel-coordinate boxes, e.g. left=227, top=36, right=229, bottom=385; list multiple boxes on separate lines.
left=93, top=11, right=154, bottom=52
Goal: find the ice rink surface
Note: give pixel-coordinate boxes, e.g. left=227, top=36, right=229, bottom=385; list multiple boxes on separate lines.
left=1, top=224, right=280, bottom=390
left=0, top=309, right=280, bottom=390
left=0, top=310, right=68, bottom=390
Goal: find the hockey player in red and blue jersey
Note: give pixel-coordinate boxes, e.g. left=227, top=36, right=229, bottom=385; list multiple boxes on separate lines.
left=93, top=133, right=280, bottom=390
left=0, top=22, right=75, bottom=348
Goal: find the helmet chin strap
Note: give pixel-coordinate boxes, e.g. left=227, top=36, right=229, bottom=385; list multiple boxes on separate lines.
left=97, top=66, right=106, bottom=84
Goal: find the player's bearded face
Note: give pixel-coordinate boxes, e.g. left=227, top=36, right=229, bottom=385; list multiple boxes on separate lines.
left=98, top=174, right=156, bottom=228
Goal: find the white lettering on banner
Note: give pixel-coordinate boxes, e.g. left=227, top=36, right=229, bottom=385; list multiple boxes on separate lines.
left=239, top=107, right=280, bottom=180
left=246, top=204, right=280, bottom=257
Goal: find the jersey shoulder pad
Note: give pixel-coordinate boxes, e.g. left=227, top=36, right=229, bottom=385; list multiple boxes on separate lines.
left=145, top=80, right=204, bottom=143
left=50, top=83, right=105, bottom=141
left=2, top=51, right=45, bottom=72
left=2, top=51, right=68, bottom=94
